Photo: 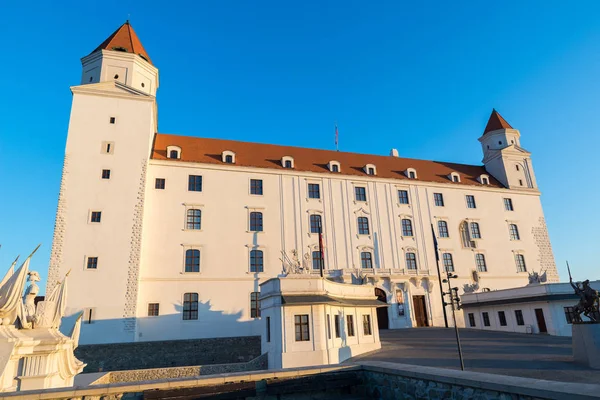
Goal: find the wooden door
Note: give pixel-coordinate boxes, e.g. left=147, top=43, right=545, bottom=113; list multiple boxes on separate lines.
left=535, top=308, right=547, bottom=333
left=412, top=295, right=429, bottom=327
left=375, top=288, right=389, bottom=329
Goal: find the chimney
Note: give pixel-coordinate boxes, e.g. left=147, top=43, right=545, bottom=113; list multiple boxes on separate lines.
left=390, top=148, right=399, bottom=157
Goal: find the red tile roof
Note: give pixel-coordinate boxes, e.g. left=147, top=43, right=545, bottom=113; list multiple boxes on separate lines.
left=89, top=21, right=153, bottom=65
left=152, top=134, right=503, bottom=188
left=483, top=109, right=513, bottom=135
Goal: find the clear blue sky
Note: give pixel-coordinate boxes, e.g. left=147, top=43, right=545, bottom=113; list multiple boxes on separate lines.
left=1, top=1, right=598, bottom=288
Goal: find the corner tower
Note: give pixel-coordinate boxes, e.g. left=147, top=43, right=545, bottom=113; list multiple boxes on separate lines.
left=47, top=22, right=157, bottom=344
left=479, top=110, right=538, bottom=190
left=81, top=21, right=159, bottom=96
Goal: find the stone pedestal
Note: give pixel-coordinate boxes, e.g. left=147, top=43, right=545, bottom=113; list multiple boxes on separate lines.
left=572, top=323, right=600, bottom=369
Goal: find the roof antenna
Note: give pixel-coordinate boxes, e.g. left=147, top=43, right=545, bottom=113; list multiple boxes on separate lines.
left=127, top=13, right=130, bottom=24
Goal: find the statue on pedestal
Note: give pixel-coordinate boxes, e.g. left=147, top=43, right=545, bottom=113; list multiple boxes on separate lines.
left=568, top=263, right=599, bottom=323
left=0, top=246, right=85, bottom=392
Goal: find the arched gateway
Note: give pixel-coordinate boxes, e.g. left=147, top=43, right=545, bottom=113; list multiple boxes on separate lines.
left=374, top=288, right=389, bottom=329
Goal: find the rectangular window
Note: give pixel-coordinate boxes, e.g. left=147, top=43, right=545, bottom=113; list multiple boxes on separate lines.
left=468, top=313, right=476, bottom=327
left=482, top=312, right=490, bottom=327
left=504, top=198, right=514, bottom=211
left=184, top=249, right=200, bottom=272
left=148, top=303, right=159, bottom=317
left=183, top=293, right=199, bottom=320
left=186, top=209, right=202, bottom=230
left=109, top=116, right=116, bottom=124
left=357, top=217, right=370, bottom=235
left=188, top=175, right=203, bottom=192
left=360, top=251, right=373, bottom=269
left=327, top=315, right=331, bottom=339
left=250, top=250, right=264, bottom=273
left=442, top=253, right=454, bottom=272
left=101, top=169, right=111, bottom=179
left=266, top=317, right=271, bottom=342
left=155, top=178, right=166, bottom=189
left=312, top=250, right=322, bottom=270
left=250, top=292, right=260, bottom=318
left=309, top=214, right=322, bottom=234
left=308, top=183, right=320, bottom=199
left=498, top=311, right=507, bottom=326
left=564, top=307, right=574, bottom=324
left=90, top=211, right=102, bottom=223
left=294, top=315, right=310, bottom=341
left=475, top=253, right=487, bottom=272
left=515, top=310, right=524, bottom=326
left=438, top=221, right=449, bottom=238
left=470, top=222, right=482, bottom=239
left=401, top=219, right=413, bottom=236
left=519, top=179, right=523, bottom=186
left=334, top=315, right=341, bottom=338
left=515, top=254, right=527, bottom=272
left=398, top=190, right=409, bottom=204
left=466, top=195, right=476, bottom=209
left=363, top=315, right=372, bottom=335
left=355, top=187, right=367, bottom=202
left=405, top=252, right=417, bottom=270
left=250, top=211, right=263, bottom=232
left=434, top=193, right=444, bottom=207
left=86, top=257, right=98, bottom=269
left=347, top=315, right=355, bottom=337
left=509, top=224, right=520, bottom=241
left=250, top=179, right=263, bottom=195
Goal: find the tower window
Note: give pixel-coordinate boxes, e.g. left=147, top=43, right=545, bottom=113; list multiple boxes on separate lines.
left=516, top=165, right=520, bottom=171
left=114, top=74, right=119, bottom=79
left=185, top=249, right=200, bottom=272
left=519, top=179, right=524, bottom=186
left=101, top=169, right=111, bottom=179
left=141, top=83, right=145, bottom=88
left=470, top=222, right=482, bottom=239
left=443, top=253, right=454, bottom=272
left=186, top=209, right=202, bottom=230
left=110, top=117, right=116, bottom=124
left=438, top=220, right=449, bottom=238
left=250, top=292, right=261, bottom=318
left=405, top=252, right=417, bottom=270
left=509, top=224, right=520, bottom=240
left=250, top=249, right=264, bottom=272
left=515, top=254, right=527, bottom=272
left=434, top=193, right=444, bottom=207
left=155, top=178, right=166, bottom=189
left=250, top=212, right=263, bottom=232
left=466, top=195, right=476, bottom=209
left=401, top=219, right=413, bottom=237
left=188, top=175, right=203, bottom=191
left=498, top=141, right=502, bottom=145
left=90, top=211, right=102, bottom=223
left=504, top=198, right=514, bottom=211
left=475, top=253, right=487, bottom=272
left=357, top=217, right=370, bottom=235
left=86, top=257, right=98, bottom=269
left=250, top=179, right=263, bottom=195
left=183, top=293, right=199, bottom=320
left=360, top=251, right=373, bottom=269
left=148, top=303, right=159, bottom=317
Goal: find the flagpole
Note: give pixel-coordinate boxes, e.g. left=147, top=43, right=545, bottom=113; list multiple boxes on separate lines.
left=431, top=224, right=449, bottom=328
left=335, top=122, right=339, bottom=152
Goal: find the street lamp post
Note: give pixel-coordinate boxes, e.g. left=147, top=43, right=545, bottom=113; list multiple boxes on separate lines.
left=443, top=271, right=465, bottom=371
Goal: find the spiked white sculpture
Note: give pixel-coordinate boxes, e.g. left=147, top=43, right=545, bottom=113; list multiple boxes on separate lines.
left=0, top=246, right=85, bottom=392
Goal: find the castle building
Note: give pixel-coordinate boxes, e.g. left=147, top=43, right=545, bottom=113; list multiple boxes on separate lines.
left=48, top=22, right=559, bottom=345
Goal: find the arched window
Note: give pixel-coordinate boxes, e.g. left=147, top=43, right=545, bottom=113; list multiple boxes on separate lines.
left=183, top=293, right=198, bottom=320
left=282, top=156, right=294, bottom=168
left=482, top=177, right=489, bottom=185
left=360, top=251, right=373, bottom=269
left=357, top=217, right=370, bottom=235
left=309, top=214, right=322, bottom=234
left=470, top=222, right=481, bottom=239
left=250, top=212, right=263, bottom=232
left=460, top=221, right=475, bottom=248
left=405, top=253, right=417, bottom=270
left=438, top=220, right=449, bottom=238
left=186, top=209, right=201, bottom=230
left=475, top=254, right=487, bottom=272
left=312, top=250, right=323, bottom=270
left=515, top=254, right=527, bottom=272
left=222, top=150, right=236, bottom=163
left=364, top=164, right=377, bottom=175
left=167, top=146, right=182, bottom=159
left=225, top=155, right=233, bottom=163
left=185, top=249, right=200, bottom=272
left=250, top=249, right=264, bottom=272
left=509, top=224, right=520, bottom=240
left=406, top=168, right=417, bottom=179
left=170, top=150, right=179, bottom=159
left=442, top=253, right=454, bottom=272
left=401, top=219, right=413, bottom=237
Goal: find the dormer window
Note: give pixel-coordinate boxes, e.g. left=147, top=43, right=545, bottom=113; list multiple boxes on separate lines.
left=328, top=160, right=341, bottom=173
left=449, top=172, right=461, bottom=183
left=282, top=156, right=294, bottom=169
left=479, top=174, right=490, bottom=185
left=167, top=145, right=182, bottom=160
left=364, top=164, right=377, bottom=176
left=222, top=150, right=236, bottom=164
left=406, top=168, right=417, bottom=179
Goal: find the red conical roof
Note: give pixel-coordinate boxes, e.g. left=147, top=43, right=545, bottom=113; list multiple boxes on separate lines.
left=89, top=21, right=152, bottom=65
left=483, top=109, right=512, bottom=135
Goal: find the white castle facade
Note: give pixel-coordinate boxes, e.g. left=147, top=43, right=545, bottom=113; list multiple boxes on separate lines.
left=48, top=22, right=559, bottom=345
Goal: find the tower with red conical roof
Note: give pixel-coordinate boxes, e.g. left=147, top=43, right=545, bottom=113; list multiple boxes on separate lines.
left=80, top=21, right=159, bottom=96
left=478, top=110, right=537, bottom=190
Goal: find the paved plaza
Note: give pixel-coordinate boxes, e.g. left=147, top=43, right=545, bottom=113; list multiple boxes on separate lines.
left=350, top=327, right=600, bottom=383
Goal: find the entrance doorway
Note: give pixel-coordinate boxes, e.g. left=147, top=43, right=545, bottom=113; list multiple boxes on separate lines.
left=375, top=288, right=389, bottom=330
left=534, top=308, right=547, bottom=333
left=412, top=295, right=429, bottom=327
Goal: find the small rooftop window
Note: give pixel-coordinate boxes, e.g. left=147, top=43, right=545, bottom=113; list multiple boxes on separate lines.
left=328, top=161, right=341, bottom=173
left=479, top=174, right=490, bottom=185
left=282, top=156, right=294, bottom=169
left=406, top=168, right=417, bottom=179
left=112, top=46, right=128, bottom=53
left=364, top=164, right=377, bottom=176
left=222, top=150, right=236, bottom=164
left=449, top=172, right=461, bottom=183
left=167, top=145, right=182, bottom=160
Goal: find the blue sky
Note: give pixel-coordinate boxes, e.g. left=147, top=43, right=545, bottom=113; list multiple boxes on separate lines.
left=1, top=1, right=598, bottom=287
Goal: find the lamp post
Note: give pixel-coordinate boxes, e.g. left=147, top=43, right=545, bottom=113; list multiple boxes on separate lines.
left=442, top=271, right=465, bottom=371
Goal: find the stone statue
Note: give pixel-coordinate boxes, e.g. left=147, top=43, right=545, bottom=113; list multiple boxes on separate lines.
left=528, top=270, right=547, bottom=285
left=353, top=268, right=367, bottom=285
left=570, top=278, right=599, bottom=323
left=0, top=246, right=85, bottom=392
left=280, top=250, right=310, bottom=275
left=463, top=283, right=479, bottom=293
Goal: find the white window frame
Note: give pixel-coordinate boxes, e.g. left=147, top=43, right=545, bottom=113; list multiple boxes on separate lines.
left=479, top=174, right=490, bottom=185
left=246, top=206, right=266, bottom=233
left=449, top=172, right=461, bottom=183
left=281, top=156, right=294, bottom=169
left=405, top=168, right=417, bottom=179
left=328, top=160, right=341, bottom=173
left=183, top=203, right=204, bottom=231
left=364, top=164, right=377, bottom=176
left=247, top=244, right=266, bottom=274
left=249, top=178, right=264, bottom=196
left=182, top=244, right=202, bottom=274
left=358, top=245, right=375, bottom=270
left=222, top=150, right=236, bottom=164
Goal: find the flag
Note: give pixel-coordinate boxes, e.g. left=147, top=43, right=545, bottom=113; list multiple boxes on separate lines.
left=335, top=124, right=339, bottom=148
left=431, top=224, right=440, bottom=262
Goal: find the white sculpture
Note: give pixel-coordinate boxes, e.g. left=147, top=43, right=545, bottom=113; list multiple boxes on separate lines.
left=528, top=270, right=548, bottom=285
left=0, top=246, right=85, bottom=392
left=280, top=250, right=311, bottom=275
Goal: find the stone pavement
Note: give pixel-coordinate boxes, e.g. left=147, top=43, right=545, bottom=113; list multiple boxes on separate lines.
left=349, top=327, right=600, bottom=383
